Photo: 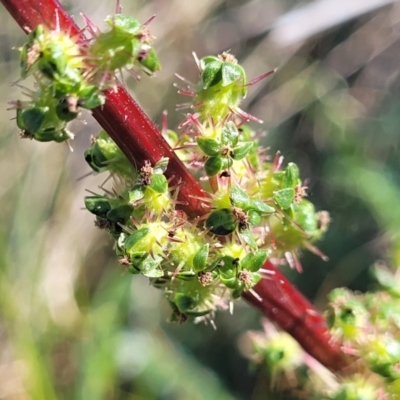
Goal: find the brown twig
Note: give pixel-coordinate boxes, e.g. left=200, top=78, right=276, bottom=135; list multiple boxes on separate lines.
left=1, top=0, right=351, bottom=372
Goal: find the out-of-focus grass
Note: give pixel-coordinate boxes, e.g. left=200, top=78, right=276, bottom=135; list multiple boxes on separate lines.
left=2, top=0, right=400, bottom=399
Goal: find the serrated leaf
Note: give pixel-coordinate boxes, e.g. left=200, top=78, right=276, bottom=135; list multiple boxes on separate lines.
left=197, top=137, right=221, bottom=156
left=273, top=188, right=295, bottom=210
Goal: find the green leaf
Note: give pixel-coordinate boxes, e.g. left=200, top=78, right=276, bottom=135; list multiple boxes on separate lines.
left=85, top=196, right=111, bottom=218
left=84, top=141, right=109, bottom=172
left=201, top=60, right=222, bottom=89
left=176, top=271, right=196, bottom=281
left=105, top=14, right=141, bottom=34
left=218, top=256, right=238, bottom=275
left=153, top=157, right=169, bottom=174
left=20, top=107, right=47, bottom=133
left=39, top=43, right=67, bottom=78
left=149, top=174, right=168, bottom=193
left=371, top=265, right=400, bottom=296
left=221, top=63, right=243, bottom=87
left=143, top=268, right=164, bottom=278
left=205, top=209, right=237, bottom=235
left=231, top=142, right=253, bottom=160
left=221, top=157, right=233, bottom=170
left=55, top=98, right=79, bottom=122
left=273, top=188, right=295, bottom=210
left=204, top=156, right=223, bottom=176
left=248, top=210, right=262, bottom=226
left=124, top=228, right=150, bottom=249
left=106, top=204, right=133, bottom=225
left=249, top=199, right=275, bottom=214
left=174, top=293, right=196, bottom=313
left=129, top=186, right=145, bottom=202
left=193, top=244, right=209, bottom=272
left=230, top=185, right=250, bottom=209
left=137, top=254, right=162, bottom=274
left=138, top=47, right=161, bottom=74
left=252, top=272, right=262, bottom=286
left=241, top=250, right=269, bottom=272
left=283, top=163, right=300, bottom=188
left=78, top=85, right=105, bottom=109
left=293, top=200, right=318, bottom=236
left=197, top=137, right=221, bottom=156
left=221, top=121, right=239, bottom=146
left=239, top=229, right=257, bottom=249
left=219, top=275, right=238, bottom=289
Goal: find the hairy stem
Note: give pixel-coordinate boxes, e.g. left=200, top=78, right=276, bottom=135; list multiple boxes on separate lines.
left=1, top=0, right=351, bottom=372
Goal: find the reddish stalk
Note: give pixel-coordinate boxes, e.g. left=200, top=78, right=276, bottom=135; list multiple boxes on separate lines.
left=1, top=0, right=351, bottom=372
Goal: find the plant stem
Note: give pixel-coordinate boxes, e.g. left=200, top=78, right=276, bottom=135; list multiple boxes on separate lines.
left=1, top=0, right=351, bottom=372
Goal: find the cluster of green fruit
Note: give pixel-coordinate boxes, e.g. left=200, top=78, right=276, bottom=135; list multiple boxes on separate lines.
left=81, top=52, right=328, bottom=323
left=14, top=14, right=160, bottom=143
left=13, top=13, right=328, bottom=323
left=246, top=262, right=400, bottom=399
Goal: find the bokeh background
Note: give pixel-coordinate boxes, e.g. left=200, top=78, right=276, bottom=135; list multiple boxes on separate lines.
left=1, top=0, right=400, bottom=398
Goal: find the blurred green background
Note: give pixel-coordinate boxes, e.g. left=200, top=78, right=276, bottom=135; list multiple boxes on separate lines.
left=1, top=0, right=400, bottom=398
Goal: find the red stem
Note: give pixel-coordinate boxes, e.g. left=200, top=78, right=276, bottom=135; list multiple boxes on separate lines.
left=1, top=0, right=351, bottom=372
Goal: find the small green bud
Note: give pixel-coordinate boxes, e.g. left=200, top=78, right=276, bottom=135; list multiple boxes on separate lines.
left=205, top=209, right=237, bottom=235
